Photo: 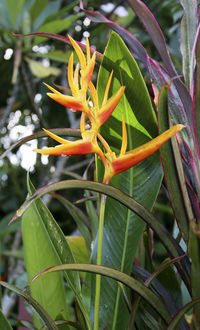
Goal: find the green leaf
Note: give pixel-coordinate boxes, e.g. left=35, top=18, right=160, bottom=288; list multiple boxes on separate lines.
left=22, top=177, right=70, bottom=328
left=25, top=57, right=61, bottom=78
left=6, top=0, right=25, bottom=28
left=0, top=281, right=58, bottom=329
left=22, top=174, right=91, bottom=330
left=33, top=15, right=80, bottom=44
left=27, top=263, right=172, bottom=324
left=92, top=31, right=163, bottom=329
left=158, top=84, right=193, bottom=242
left=0, top=309, right=12, bottom=330
left=180, top=0, right=197, bottom=88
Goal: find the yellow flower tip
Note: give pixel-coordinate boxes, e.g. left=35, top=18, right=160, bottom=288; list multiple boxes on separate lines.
left=34, top=148, right=48, bottom=155
left=42, top=128, right=69, bottom=144
left=68, top=35, right=86, bottom=71
left=102, top=70, right=114, bottom=107
left=119, top=116, right=127, bottom=156
left=43, top=82, right=61, bottom=95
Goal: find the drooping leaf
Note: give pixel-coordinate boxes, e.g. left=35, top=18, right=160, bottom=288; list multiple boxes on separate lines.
left=12, top=179, right=190, bottom=282
left=0, top=281, right=58, bottom=329
left=26, top=263, right=172, bottom=324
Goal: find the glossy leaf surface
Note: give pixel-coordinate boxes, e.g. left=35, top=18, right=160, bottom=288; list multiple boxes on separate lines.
left=91, top=31, right=163, bottom=329
left=22, top=175, right=91, bottom=329
left=22, top=176, right=70, bottom=327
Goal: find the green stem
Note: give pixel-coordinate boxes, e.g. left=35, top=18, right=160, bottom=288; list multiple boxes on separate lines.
left=94, top=193, right=107, bottom=330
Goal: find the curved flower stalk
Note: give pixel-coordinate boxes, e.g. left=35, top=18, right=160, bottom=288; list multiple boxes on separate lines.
left=35, top=36, right=184, bottom=185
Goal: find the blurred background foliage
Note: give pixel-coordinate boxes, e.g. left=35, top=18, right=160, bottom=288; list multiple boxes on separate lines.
left=0, top=0, right=186, bottom=326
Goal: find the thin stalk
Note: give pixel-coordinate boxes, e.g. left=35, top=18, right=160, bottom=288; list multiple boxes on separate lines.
left=94, top=193, right=107, bottom=330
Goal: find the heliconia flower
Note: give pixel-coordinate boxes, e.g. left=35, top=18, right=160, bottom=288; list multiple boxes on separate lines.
left=44, top=36, right=125, bottom=132
left=102, top=122, right=185, bottom=183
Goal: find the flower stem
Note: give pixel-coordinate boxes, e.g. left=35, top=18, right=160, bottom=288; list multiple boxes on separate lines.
left=94, top=193, right=107, bottom=330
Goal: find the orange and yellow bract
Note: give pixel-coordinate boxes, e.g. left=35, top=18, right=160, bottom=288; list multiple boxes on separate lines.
left=35, top=36, right=184, bottom=184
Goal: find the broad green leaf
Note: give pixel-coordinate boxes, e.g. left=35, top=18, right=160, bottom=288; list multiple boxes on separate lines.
left=0, top=281, right=58, bottom=329
left=180, top=0, right=197, bottom=89
left=6, top=0, right=25, bottom=28
left=92, top=31, right=163, bottom=329
left=22, top=175, right=91, bottom=330
left=22, top=178, right=70, bottom=328
left=0, top=309, right=12, bottom=330
left=158, top=84, right=192, bottom=242
left=25, top=57, right=61, bottom=78
left=27, top=263, right=172, bottom=324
